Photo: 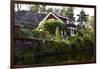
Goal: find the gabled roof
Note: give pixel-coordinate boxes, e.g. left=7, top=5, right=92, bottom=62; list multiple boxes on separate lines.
left=40, top=12, right=64, bottom=23
left=37, top=12, right=76, bottom=29
left=37, top=12, right=64, bottom=29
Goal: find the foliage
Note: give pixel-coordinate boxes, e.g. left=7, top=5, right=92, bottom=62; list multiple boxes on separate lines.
left=82, top=28, right=94, bottom=47
left=32, top=29, right=40, bottom=38
left=87, top=16, right=94, bottom=28
left=68, top=35, right=83, bottom=49
left=30, top=5, right=41, bottom=13
left=54, top=8, right=60, bottom=13
left=15, top=38, right=94, bottom=64
left=42, top=19, right=68, bottom=35
left=15, top=6, right=95, bottom=64
left=54, top=27, right=62, bottom=41
left=77, top=9, right=88, bottom=23
left=16, top=28, right=32, bottom=38
left=47, top=8, right=53, bottom=13
left=16, top=3, right=22, bottom=12
left=43, top=19, right=63, bottom=34
left=67, top=27, right=94, bottom=49
left=51, top=40, right=70, bottom=52
left=32, top=29, right=54, bottom=40
left=40, top=5, right=46, bottom=12
left=60, top=7, right=75, bottom=21
left=65, top=7, right=75, bottom=21
left=60, top=7, right=67, bottom=16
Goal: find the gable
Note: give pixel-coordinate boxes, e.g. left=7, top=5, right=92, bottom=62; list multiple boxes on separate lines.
left=37, top=12, right=64, bottom=29
left=47, top=14, right=57, bottom=20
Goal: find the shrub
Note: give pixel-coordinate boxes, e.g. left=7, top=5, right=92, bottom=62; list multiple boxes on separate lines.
left=32, top=29, right=40, bottom=38
left=43, top=19, right=63, bottom=34
left=16, top=28, right=32, bottom=38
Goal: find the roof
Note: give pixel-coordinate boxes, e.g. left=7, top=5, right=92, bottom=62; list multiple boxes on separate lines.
left=37, top=12, right=64, bottom=29
left=37, top=12, right=76, bottom=29
left=66, top=24, right=76, bottom=28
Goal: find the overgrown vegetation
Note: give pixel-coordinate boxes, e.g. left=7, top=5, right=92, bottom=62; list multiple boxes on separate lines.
left=15, top=38, right=94, bottom=64
left=15, top=5, right=95, bottom=65
left=15, top=23, right=95, bottom=64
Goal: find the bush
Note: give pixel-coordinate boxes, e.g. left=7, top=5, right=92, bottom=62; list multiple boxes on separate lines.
left=15, top=38, right=94, bottom=64
left=16, top=28, right=32, bottom=38
left=43, top=19, right=63, bottom=34
left=32, top=29, right=40, bottom=38
left=51, top=40, right=71, bottom=52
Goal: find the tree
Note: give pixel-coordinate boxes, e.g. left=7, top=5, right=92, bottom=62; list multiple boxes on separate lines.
left=40, top=5, right=47, bottom=13
left=76, top=11, right=94, bottom=47
left=47, top=8, right=53, bottom=13
left=30, top=5, right=41, bottom=13
left=77, top=9, right=89, bottom=23
left=77, top=9, right=88, bottom=36
left=60, top=7, right=67, bottom=16
left=77, top=9, right=89, bottom=36
left=54, top=8, right=60, bottom=13
left=16, top=3, right=22, bottom=16
left=16, top=4, right=22, bottom=12
left=65, top=7, right=75, bottom=21
left=87, top=16, right=94, bottom=28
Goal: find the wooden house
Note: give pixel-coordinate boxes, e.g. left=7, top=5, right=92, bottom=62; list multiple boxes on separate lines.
left=37, top=12, right=77, bottom=37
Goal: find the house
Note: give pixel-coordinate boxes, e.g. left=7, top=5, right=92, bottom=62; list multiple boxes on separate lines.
left=15, top=10, right=77, bottom=38
left=37, top=12, right=77, bottom=37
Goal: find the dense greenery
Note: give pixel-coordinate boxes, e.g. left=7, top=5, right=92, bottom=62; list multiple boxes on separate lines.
left=15, top=38, right=94, bottom=64
left=43, top=19, right=63, bottom=34
left=15, top=23, right=95, bottom=64
left=16, top=28, right=32, bottom=38
left=32, top=29, right=51, bottom=40
left=33, top=19, right=68, bottom=40
left=65, top=7, right=75, bottom=21
left=30, top=5, right=41, bottom=13
left=15, top=5, right=95, bottom=65
left=77, top=10, right=88, bottom=23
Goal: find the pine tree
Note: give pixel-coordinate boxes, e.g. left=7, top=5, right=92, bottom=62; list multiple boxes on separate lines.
left=77, top=9, right=88, bottom=23
left=77, top=9, right=89, bottom=36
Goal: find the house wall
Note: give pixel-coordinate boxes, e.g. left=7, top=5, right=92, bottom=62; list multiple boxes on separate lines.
left=67, top=27, right=77, bottom=36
